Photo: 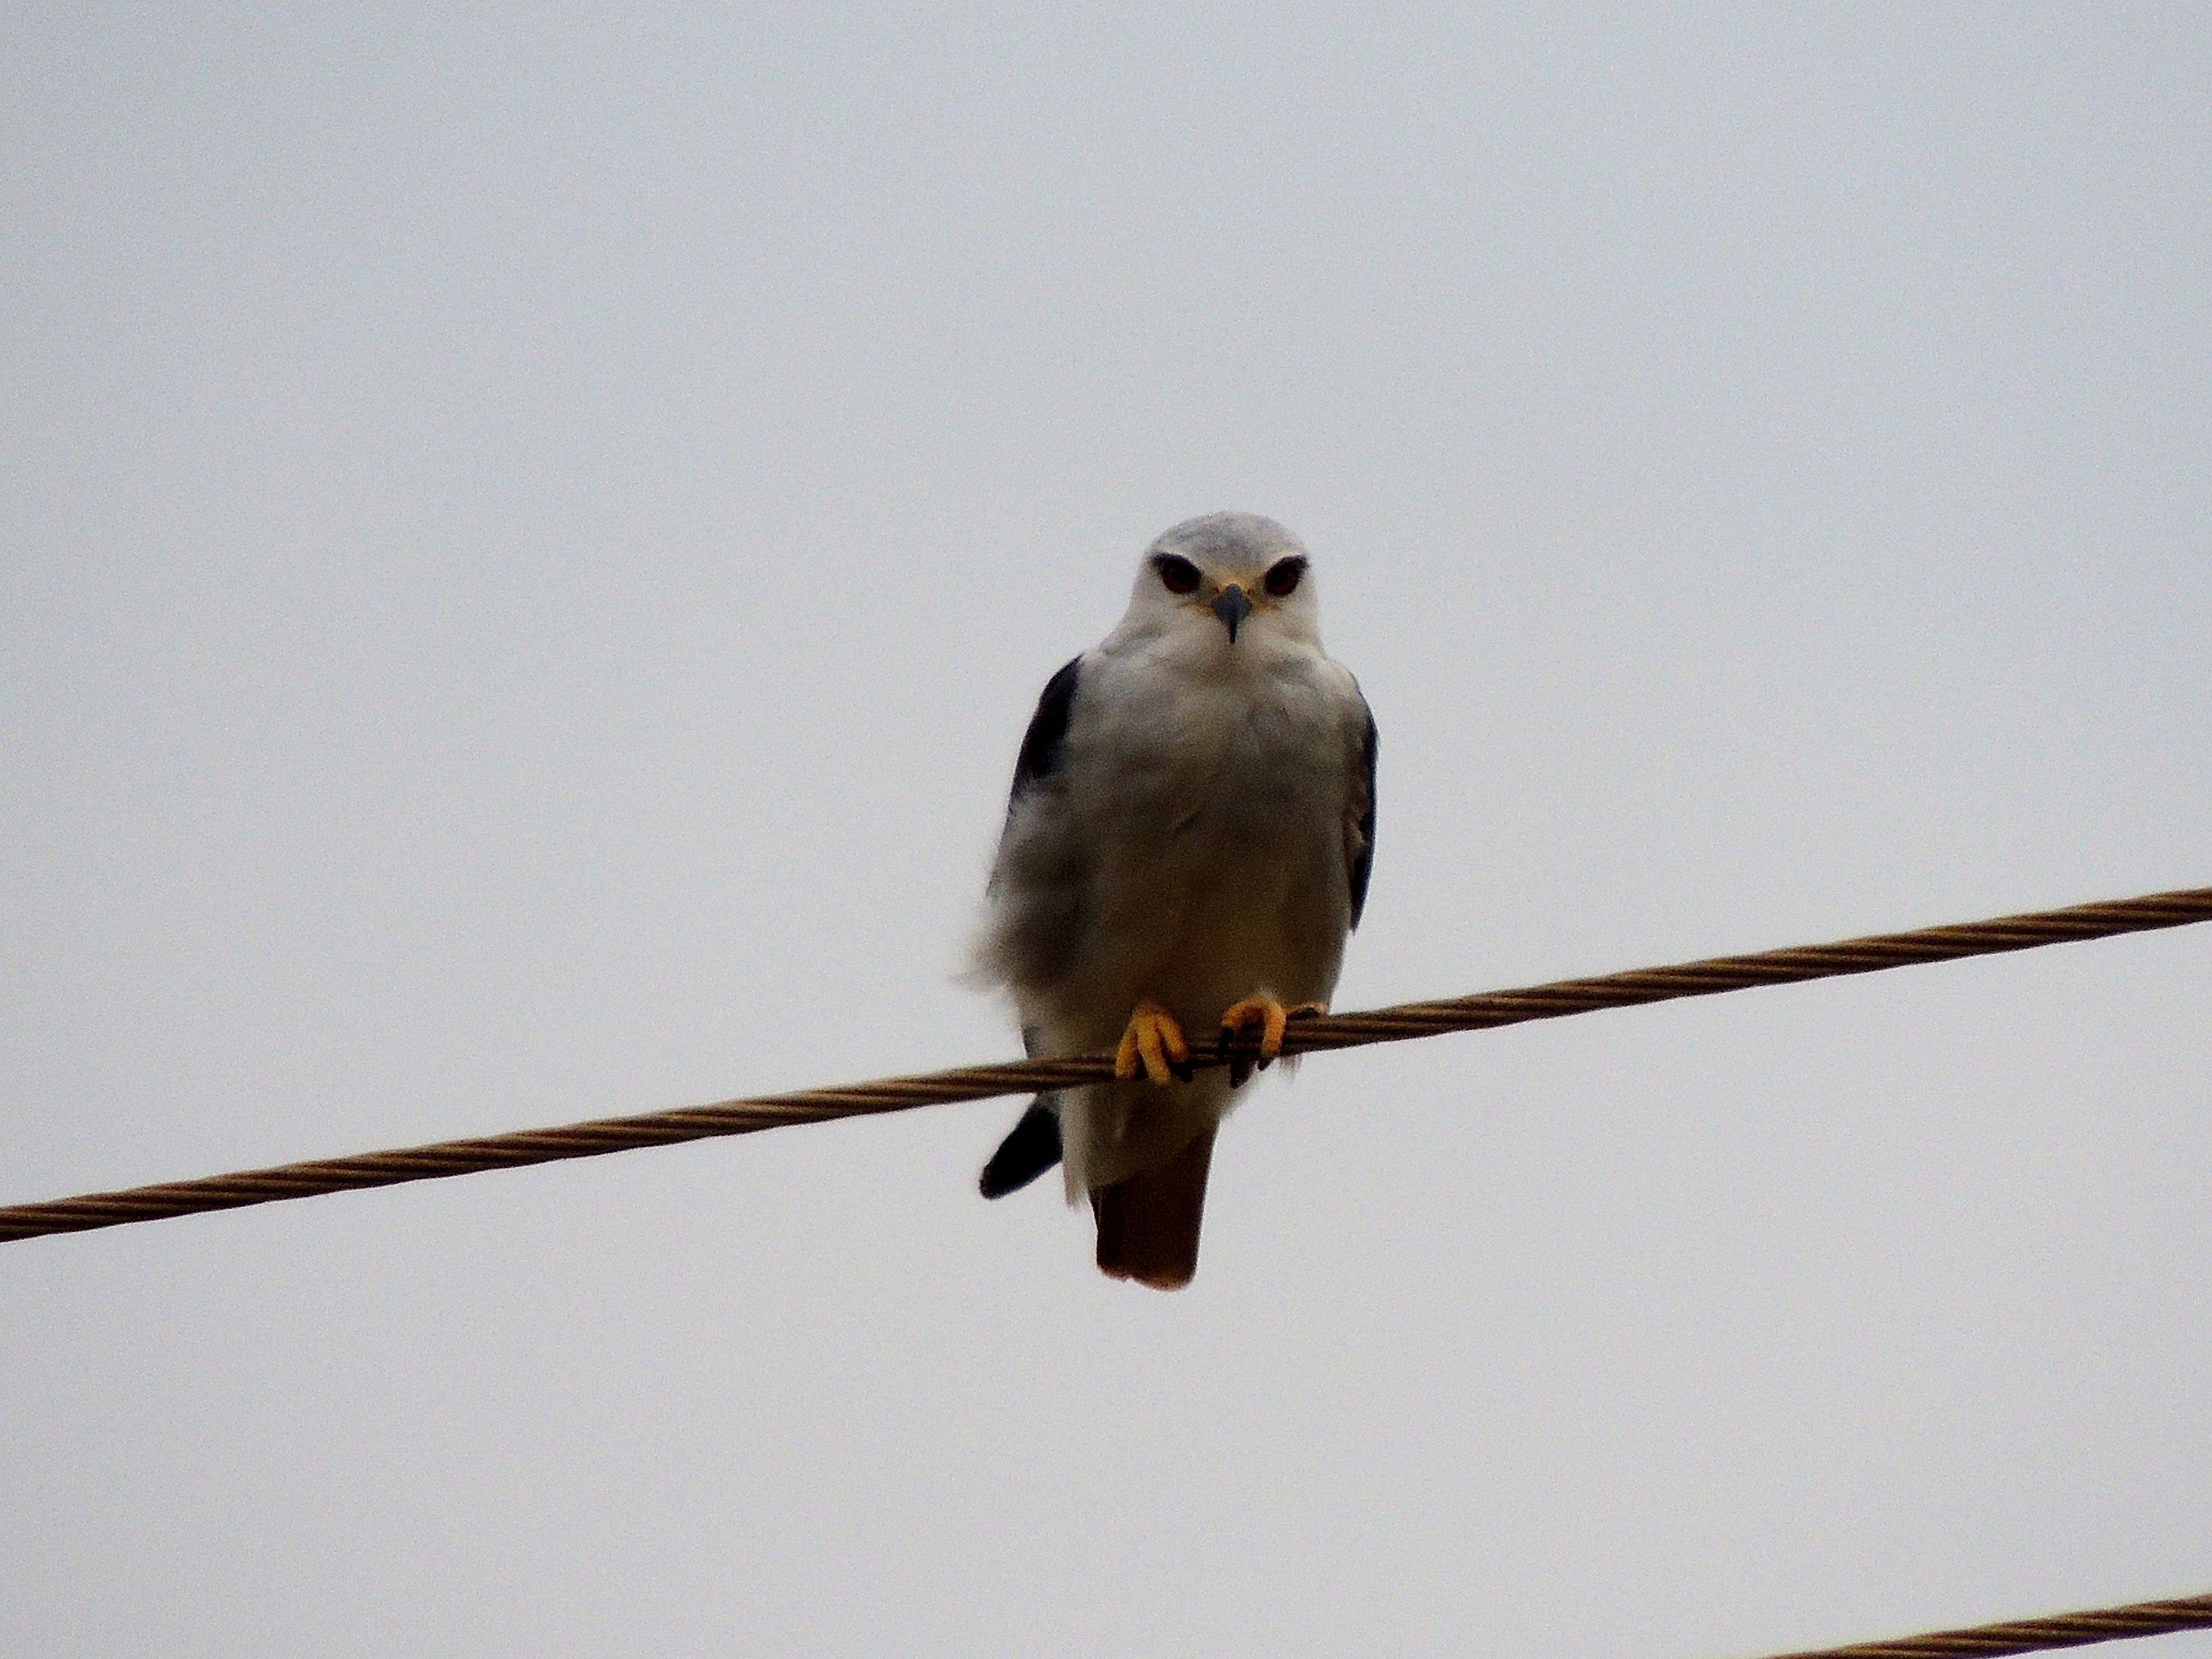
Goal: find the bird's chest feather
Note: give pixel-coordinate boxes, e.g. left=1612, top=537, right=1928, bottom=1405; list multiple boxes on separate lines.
left=1082, top=668, right=1338, bottom=855
left=1066, top=657, right=1350, bottom=1002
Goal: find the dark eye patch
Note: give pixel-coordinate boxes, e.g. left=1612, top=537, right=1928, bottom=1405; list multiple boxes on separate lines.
left=1263, top=556, right=1308, bottom=598
left=1153, top=554, right=1202, bottom=594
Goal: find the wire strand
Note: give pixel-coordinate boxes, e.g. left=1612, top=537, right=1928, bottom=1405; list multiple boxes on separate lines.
left=1748, top=1588, right=2212, bottom=1658
left=2, top=885, right=2206, bottom=1245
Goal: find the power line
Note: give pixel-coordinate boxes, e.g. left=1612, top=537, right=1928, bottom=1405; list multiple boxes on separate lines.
left=2, top=886, right=2206, bottom=1245
left=1749, top=1587, right=2212, bottom=1658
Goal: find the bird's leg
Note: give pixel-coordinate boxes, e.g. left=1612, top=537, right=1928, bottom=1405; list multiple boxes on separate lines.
left=1115, top=1000, right=1195, bottom=1085
left=1219, top=998, right=1327, bottom=1087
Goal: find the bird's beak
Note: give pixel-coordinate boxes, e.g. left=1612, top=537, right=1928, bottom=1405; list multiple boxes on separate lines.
left=1212, top=584, right=1253, bottom=643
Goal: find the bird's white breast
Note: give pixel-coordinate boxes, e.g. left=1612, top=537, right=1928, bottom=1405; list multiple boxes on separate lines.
left=1036, top=639, right=1362, bottom=1047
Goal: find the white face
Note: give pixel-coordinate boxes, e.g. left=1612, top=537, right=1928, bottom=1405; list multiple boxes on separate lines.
left=1118, top=512, right=1322, bottom=654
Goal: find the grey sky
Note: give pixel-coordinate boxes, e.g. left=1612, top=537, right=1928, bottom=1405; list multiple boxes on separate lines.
left=4, top=4, right=2209, bottom=1655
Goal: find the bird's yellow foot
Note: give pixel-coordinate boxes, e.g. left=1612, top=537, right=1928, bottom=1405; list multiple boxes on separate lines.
left=1115, top=1000, right=1195, bottom=1084
left=1219, top=998, right=1326, bottom=1088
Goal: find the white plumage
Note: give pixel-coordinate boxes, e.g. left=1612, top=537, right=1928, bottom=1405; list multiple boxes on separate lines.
left=971, top=513, right=1377, bottom=1288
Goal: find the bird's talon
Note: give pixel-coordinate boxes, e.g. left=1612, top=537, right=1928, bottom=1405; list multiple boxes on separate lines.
left=1219, top=994, right=1316, bottom=1083
left=1115, top=1000, right=1191, bottom=1086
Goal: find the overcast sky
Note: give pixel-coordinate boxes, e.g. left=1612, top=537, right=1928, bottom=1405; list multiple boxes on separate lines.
left=5, top=5, right=2210, bottom=1656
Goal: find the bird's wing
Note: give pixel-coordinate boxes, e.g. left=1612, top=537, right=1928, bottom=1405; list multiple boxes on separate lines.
left=979, top=1098, right=1063, bottom=1198
left=1007, top=654, right=1083, bottom=813
left=1346, top=690, right=1378, bottom=929
left=973, top=655, right=1089, bottom=1200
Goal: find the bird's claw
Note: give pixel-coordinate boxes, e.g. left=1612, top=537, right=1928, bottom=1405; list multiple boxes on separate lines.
left=1218, top=998, right=1326, bottom=1087
left=1115, top=1000, right=1195, bottom=1084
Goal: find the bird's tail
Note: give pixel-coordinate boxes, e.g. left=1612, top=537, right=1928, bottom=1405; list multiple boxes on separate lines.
left=978, top=1096, right=1063, bottom=1199
left=1090, top=1123, right=1216, bottom=1291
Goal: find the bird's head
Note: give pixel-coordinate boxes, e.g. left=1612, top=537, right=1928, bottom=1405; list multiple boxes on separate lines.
left=1119, top=512, right=1321, bottom=656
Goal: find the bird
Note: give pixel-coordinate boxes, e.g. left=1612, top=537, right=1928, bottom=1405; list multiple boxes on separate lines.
left=969, top=512, right=1377, bottom=1289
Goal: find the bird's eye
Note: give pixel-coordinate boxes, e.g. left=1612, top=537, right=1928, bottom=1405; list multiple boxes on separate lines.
left=1154, top=555, right=1202, bottom=595
left=1263, top=556, right=1307, bottom=598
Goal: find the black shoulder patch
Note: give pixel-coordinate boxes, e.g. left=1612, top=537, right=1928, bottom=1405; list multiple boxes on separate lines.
left=1349, top=700, right=1378, bottom=929
left=1010, top=655, right=1082, bottom=801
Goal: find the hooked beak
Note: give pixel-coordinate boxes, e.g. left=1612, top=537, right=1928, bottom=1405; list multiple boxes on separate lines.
left=1211, top=584, right=1253, bottom=643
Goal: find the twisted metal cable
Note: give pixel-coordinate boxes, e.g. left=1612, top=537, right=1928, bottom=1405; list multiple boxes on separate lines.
left=1750, top=1588, right=2212, bottom=1657
left=3, top=886, right=2206, bottom=1245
